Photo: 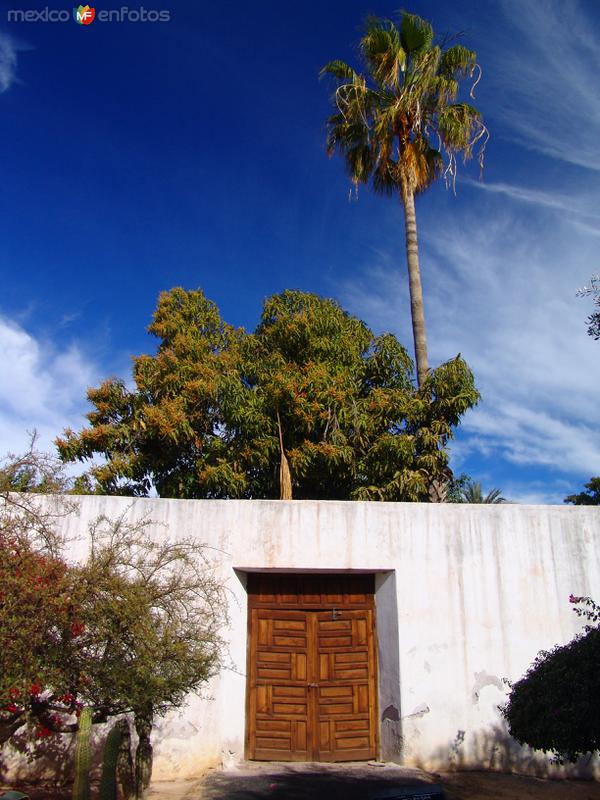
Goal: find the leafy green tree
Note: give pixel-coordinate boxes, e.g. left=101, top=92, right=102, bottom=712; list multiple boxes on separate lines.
left=564, top=477, right=600, bottom=506
left=446, top=472, right=471, bottom=503
left=321, top=12, right=487, bottom=387
left=57, top=288, right=480, bottom=501
left=502, top=596, right=600, bottom=763
left=67, top=512, right=226, bottom=797
left=0, top=443, right=226, bottom=797
left=577, top=275, right=600, bottom=340
left=459, top=479, right=505, bottom=504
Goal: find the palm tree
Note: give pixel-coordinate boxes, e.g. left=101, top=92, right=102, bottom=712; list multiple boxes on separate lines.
left=322, top=12, right=487, bottom=388
left=461, top=480, right=505, bottom=504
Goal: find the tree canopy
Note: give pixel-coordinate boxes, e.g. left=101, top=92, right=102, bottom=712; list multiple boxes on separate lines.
left=445, top=475, right=506, bottom=503
left=57, top=288, right=479, bottom=501
left=564, top=477, right=600, bottom=506
left=577, top=274, right=600, bottom=340
left=460, top=479, right=505, bottom=504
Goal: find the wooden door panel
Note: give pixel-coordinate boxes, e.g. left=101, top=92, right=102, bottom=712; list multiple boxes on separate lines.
left=315, top=610, right=377, bottom=761
left=248, top=572, right=374, bottom=610
left=247, top=577, right=378, bottom=762
left=248, top=608, right=311, bottom=761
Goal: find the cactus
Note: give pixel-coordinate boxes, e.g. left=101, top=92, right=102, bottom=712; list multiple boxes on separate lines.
left=98, top=720, right=127, bottom=800
left=72, top=707, right=93, bottom=800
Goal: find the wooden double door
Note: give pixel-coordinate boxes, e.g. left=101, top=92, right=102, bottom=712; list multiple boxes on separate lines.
left=246, top=573, right=378, bottom=762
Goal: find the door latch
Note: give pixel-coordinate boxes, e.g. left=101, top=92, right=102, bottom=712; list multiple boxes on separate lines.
left=332, top=607, right=341, bottom=620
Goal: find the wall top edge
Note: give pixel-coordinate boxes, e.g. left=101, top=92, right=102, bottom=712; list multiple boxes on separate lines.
left=10, top=492, right=599, bottom=513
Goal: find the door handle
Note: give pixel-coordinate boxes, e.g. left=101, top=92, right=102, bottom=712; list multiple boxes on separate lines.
left=307, top=683, right=319, bottom=689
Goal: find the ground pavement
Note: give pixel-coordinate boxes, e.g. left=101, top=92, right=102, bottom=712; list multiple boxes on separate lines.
left=145, top=761, right=600, bottom=800
left=6, top=762, right=600, bottom=798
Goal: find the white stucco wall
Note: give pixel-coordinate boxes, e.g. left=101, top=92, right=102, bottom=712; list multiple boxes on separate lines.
left=2, top=496, right=599, bottom=780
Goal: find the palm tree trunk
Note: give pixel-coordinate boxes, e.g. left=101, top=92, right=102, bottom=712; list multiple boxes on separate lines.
left=400, top=185, right=429, bottom=388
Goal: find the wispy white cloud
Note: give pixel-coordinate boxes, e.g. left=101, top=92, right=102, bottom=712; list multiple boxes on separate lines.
left=0, top=316, right=100, bottom=457
left=489, top=0, right=600, bottom=171
left=571, top=219, right=600, bottom=239
left=464, top=178, right=600, bottom=224
left=502, top=483, right=573, bottom=506
left=340, top=210, right=600, bottom=500
left=0, top=31, right=19, bottom=93
left=465, top=404, right=599, bottom=476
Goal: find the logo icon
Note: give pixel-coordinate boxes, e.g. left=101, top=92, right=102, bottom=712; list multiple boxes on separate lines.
left=73, top=5, right=95, bottom=24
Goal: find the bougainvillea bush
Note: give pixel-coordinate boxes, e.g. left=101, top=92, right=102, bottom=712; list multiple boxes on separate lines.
left=0, top=531, right=85, bottom=743
left=0, top=439, right=83, bottom=744
left=0, top=439, right=227, bottom=794
left=501, top=596, right=600, bottom=763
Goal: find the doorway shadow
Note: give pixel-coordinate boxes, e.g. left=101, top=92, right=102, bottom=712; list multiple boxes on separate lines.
left=201, top=763, right=439, bottom=800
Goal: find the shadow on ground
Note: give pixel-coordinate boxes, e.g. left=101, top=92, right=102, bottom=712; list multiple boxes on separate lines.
left=433, top=721, right=598, bottom=780
left=200, top=763, right=438, bottom=800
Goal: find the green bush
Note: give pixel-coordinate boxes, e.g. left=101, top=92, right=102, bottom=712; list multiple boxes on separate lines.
left=502, top=598, right=600, bottom=762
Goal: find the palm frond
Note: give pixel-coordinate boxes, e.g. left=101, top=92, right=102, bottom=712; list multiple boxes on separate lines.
left=413, top=142, right=444, bottom=193
left=372, top=160, right=398, bottom=196
left=461, top=480, right=483, bottom=503
left=460, top=480, right=505, bottom=503
left=440, top=45, right=476, bottom=77
left=344, top=140, right=374, bottom=185
left=437, top=102, right=482, bottom=154
left=277, top=411, right=292, bottom=500
left=402, top=45, right=441, bottom=107
left=320, top=60, right=360, bottom=82
left=325, top=110, right=373, bottom=184
left=360, top=17, right=406, bottom=89
left=400, top=12, right=434, bottom=55
left=484, top=488, right=505, bottom=504
left=433, top=75, right=459, bottom=103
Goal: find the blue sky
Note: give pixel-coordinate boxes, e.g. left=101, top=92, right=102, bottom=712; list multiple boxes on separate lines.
left=0, top=0, right=598, bottom=503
